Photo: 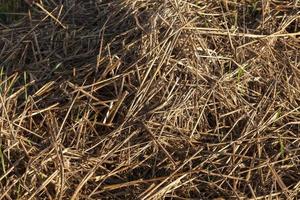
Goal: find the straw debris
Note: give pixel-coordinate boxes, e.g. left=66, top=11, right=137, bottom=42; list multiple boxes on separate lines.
left=0, top=0, right=299, bottom=199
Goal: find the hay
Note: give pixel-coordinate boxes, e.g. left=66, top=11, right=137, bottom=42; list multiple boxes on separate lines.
left=0, top=0, right=299, bottom=199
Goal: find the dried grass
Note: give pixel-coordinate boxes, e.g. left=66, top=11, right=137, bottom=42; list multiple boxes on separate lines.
left=0, top=0, right=299, bottom=199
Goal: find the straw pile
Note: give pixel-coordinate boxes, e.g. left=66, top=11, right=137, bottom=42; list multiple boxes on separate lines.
left=0, top=0, right=299, bottom=199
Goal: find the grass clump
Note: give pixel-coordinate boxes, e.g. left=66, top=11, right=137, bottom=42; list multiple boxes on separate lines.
left=0, top=0, right=299, bottom=199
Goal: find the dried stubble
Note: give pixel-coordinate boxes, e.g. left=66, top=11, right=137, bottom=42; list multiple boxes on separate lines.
left=0, top=0, right=299, bottom=199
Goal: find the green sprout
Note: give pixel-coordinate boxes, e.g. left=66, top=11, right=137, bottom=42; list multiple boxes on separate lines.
left=279, top=136, right=285, bottom=158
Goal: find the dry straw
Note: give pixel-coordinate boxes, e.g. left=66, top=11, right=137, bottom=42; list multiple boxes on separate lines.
left=0, top=0, right=299, bottom=199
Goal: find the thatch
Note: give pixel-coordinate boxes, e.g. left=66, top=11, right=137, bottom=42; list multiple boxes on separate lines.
left=0, top=0, right=299, bottom=199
